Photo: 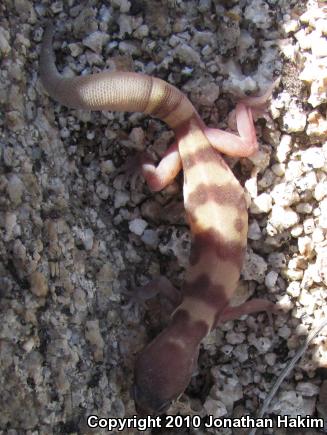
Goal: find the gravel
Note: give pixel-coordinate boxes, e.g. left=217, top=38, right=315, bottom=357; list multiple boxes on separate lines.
left=1, top=0, right=327, bottom=433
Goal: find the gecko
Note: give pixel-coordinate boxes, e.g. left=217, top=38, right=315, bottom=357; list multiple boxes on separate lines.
left=40, top=24, right=276, bottom=415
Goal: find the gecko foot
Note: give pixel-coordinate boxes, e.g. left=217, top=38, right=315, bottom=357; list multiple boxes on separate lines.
left=218, top=298, right=277, bottom=324
left=122, top=276, right=182, bottom=317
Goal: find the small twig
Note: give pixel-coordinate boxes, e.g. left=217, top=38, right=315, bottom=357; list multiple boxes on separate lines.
left=248, top=317, right=327, bottom=435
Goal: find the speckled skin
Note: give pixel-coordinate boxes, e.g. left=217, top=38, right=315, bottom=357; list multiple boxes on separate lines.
left=40, top=25, right=273, bottom=415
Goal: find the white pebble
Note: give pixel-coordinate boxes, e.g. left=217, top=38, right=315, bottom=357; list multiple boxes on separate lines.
left=196, top=82, right=220, bottom=105
left=282, top=102, right=307, bottom=133
left=141, top=229, right=159, bottom=248
left=226, top=331, right=245, bottom=345
left=245, top=177, right=257, bottom=198
left=276, top=135, right=292, bottom=163
left=285, top=268, right=304, bottom=281
left=303, top=218, right=315, bottom=234
left=129, top=127, right=145, bottom=150
left=233, top=344, right=248, bottom=363
left=74, top=228, right=94, bottom=251
left=319, top=198, right=327, bottom=229
left=312, top=227, right=324, bottom=243
left=221, top=344, right=233, bottom=356
left=265, top=352, right=277, bottom=366
left=112, top=0, right=131, bottom=13
left=314, top=182, right=327, bottom=201
left=296, top=382, right=320, bottom=397
left=211, top=375, right=243, bottom=412
left=291, top=223, right=303, bottom=237
left=129, top=218, right=148, bottom=236
left=270, top=205, right=299, bottom=231
left=250, top=193, right=272, bottom=214
left=83, top=31, right=109, bottom=53
left=96, top=182, right=110, bottom=200
left=265, top=270, right=278, bottom=289
left=315, top=18, right=327, bottom=35
left=285, top=160, right=303, bottom=181
left=277, top=294, right=294, bottom=311
left=114, top=191, right=130, bottom=208
left=302, top=147, right=325, bottom=170
left=311, top=30, right=327, bottom=57
left=270, top=390, right=316, bottom=417
left=295, top=28, right=312, bottom=50
left=299, top=289, right=316, bottom=309
left=282, top=18, right=300, bottom=34
left=118, top=41, right=139, bottom=56
left=169, top=34, right=180, bottom=48
left=316, top=248, right=327, bottom=285
left=307, top=109, right=327, bottom=136
left=268, top=252, right=286, bottom=268
left=133, top=24, right=149, bottom=39
left=203, top=398, right=227, bottom=418
left=295, top=171, right=317, bottom=192
left=298, top=236, right=314, bottom=257
left=118, top=14, right=133, bottom=37
left=287, top=281, right=301, bottom=297
left=244, top=0, right=272, bottom=30
left=249, top=149, right=271, bottom=171
left=174, top=43, right=201, bottom=65
left=278, top=324, right=291, bottom=339
left=68, top=42, right=83, bottom=57
left=248, top=333, right=272, bottom=353
left=271, top=182, right=300, bottom=206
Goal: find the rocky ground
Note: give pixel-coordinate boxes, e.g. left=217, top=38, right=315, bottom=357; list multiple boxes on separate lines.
left=1, top=0, right=327, bottom=434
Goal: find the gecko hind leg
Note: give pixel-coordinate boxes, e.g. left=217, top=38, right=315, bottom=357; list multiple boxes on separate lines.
left=122, top=276, right=182, bottom=317
left=203, top=79, right=280, bottom=158
left=116, top=140, right=182, bottom=192
left=217, top=298, right=277, bottom=325
left=141, top=141, right=182, bottom=192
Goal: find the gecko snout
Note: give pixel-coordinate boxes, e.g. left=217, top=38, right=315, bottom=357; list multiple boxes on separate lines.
left=133, top=348, right=184, bottom=416
left=133, top=384, right=171, bottom=416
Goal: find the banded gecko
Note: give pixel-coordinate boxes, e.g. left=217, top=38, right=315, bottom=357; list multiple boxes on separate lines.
left=40, top=25, right=275, bottom=415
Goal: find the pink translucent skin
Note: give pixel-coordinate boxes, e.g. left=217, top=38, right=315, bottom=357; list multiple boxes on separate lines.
left=137, top=89, right=277, bottom=320
left=133, top=87, right=278, bottom=414
left=140, top=89, right=275, bottom=192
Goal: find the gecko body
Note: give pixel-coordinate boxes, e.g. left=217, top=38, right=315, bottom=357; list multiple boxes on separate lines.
left=40, top=25, right=273, bottom=415
left=134, top=116, right=248, bottom=414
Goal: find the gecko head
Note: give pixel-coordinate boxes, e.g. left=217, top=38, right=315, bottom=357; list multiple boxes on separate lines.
left=133, top=310, right=208, bottom=415
left=133, top=331, right=199, bottom=415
